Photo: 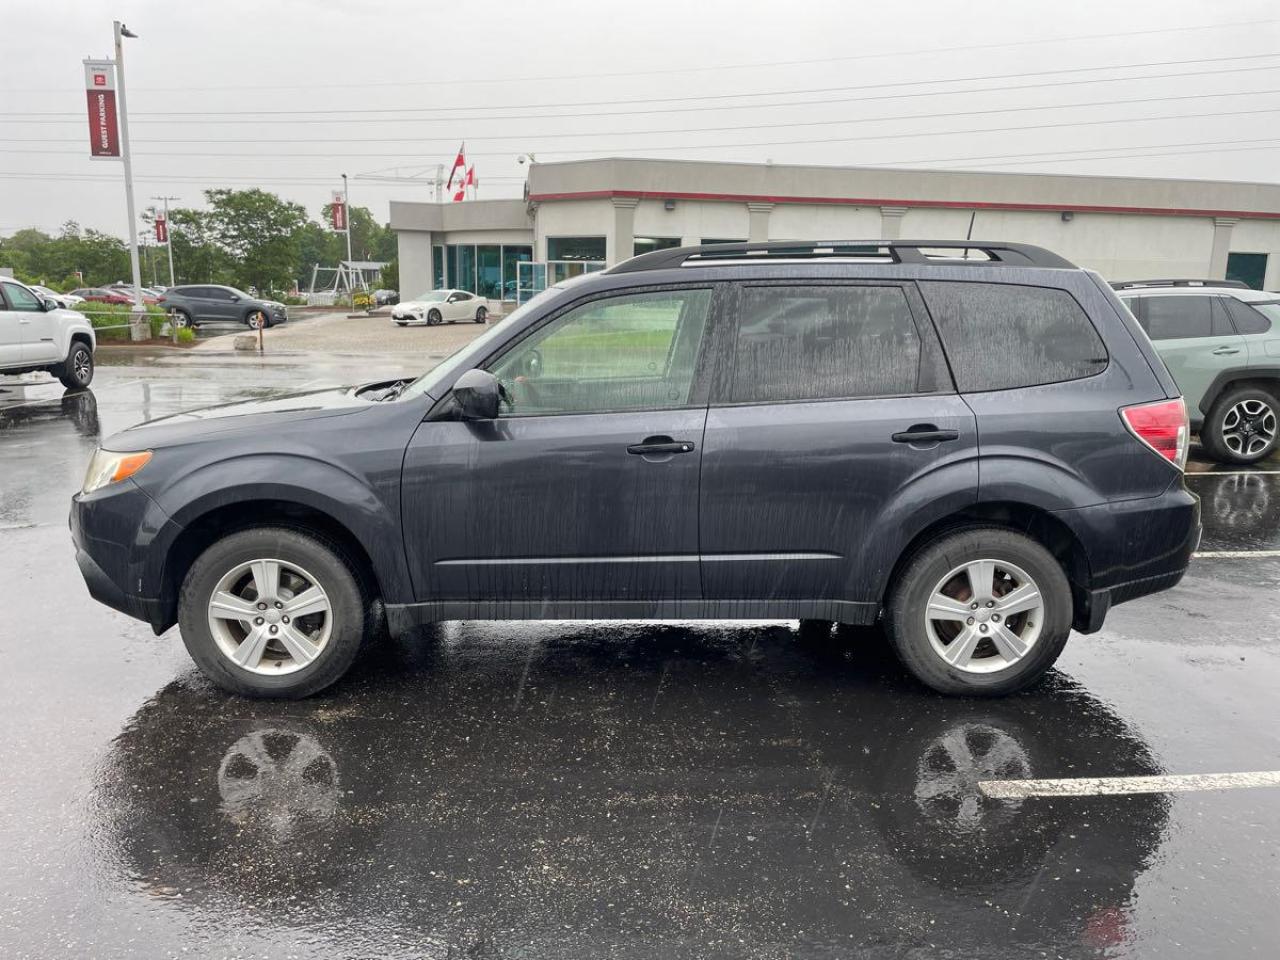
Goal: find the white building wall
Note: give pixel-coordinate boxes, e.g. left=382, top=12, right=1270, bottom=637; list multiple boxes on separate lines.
left=767, top=204, right=882, bottom=242
left=534, top=199, right=613, bottom=262
left=396, top=230, right=433, bottom=306
left=632, top=200, right=750, bottom=246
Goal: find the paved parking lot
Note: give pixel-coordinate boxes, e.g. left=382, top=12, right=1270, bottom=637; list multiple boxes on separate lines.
left=1, top=349, right=1278, bottom=958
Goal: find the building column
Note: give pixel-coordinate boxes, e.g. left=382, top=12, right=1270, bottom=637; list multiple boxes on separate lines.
left=609, top=196, right=640, bottom=266
left=880, top=206, right=909, bottom=241
left=746, top=202, right=774, bottom=242
left=1209, top=217, right=1238, bottom=278
left=396, top=229, right=433, bottom=303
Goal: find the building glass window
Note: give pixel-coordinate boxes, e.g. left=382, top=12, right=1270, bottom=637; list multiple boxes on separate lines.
left=476, top=245, right=502, bottom=299
left=547, top=236, right=606, bottom=262
left=452, top=245, right=476, bottom=294
left=633, top=237, right=682, bottom=257
left=1227, top=252, right=1269, bottom=290
left=444, top=246, right=459, bottom=291
left=501, top=245, right=533, bottom=301
left=432, top=246, right=445, bottom=290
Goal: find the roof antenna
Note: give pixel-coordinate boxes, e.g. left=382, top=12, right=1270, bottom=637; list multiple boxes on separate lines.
left=963, top=211, right=976, bottom=260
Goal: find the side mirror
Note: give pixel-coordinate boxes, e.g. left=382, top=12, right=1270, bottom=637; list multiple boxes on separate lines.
left=41, top=297, right=60, bottom=312
left=452, top=368, right=501, bottom=420
left=229, top=294, right=240, bottom=301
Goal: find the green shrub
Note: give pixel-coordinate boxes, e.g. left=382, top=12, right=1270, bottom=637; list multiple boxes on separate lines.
left=176, top=326, right=195, bottom=344
left=75, top=302, right=167, bottom=339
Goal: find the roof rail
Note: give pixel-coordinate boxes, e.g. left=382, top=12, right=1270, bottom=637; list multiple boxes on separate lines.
left=605, top=239, right=1078, bottom=274
left=1110, top=278, right=1251, bottom=291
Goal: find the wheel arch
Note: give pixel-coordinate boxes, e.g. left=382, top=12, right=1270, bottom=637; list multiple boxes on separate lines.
left=878, top=501, right=1092, bottom=629
left=156, top=498, right=384, bottom=634
left=1198, top=368, right=1280, bottom=417
left=69, top=330, right=94, bottom=351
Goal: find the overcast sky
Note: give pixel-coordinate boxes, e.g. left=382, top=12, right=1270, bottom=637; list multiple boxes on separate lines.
left=3, top=0, right=1278, bottom=237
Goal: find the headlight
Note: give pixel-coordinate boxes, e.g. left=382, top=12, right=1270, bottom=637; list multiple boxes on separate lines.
left=82, top=448, right=153, bottom=495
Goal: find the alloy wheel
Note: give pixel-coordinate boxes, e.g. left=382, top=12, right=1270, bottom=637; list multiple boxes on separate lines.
left=206, top=558, right=333, bottom=675
left=923, top=558, right=1045, bottom=673
left=1221, top=399, right=1277, bottom=457
left=72, top=348, right=92, bottom=383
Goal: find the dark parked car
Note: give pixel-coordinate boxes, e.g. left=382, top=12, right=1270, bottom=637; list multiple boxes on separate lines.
left=373, top=288, right=399, bottom=306
left=157, top=285, right=288, bottom=328
left=71, top=240, right=1200, bottom=699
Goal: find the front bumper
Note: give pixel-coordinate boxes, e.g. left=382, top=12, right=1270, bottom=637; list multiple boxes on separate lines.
left=70, top=481, right=183, bottom=634
left=1054, top=480, right=1201, bottom=633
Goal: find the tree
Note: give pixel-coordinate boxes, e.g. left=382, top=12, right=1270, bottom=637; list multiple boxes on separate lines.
left=167, top=206, right=229, bottom=285
left=204, top=188, right=307, bottom=293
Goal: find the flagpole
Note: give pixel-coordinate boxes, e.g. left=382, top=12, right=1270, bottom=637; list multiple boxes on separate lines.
left=114, top=21, right=146, bottom=341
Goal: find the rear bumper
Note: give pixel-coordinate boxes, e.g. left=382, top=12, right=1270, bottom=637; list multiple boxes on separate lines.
left=1054, top=481, right=1201, bottom=633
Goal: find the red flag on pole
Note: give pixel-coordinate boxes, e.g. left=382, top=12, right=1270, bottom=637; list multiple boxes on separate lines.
left=446, top=143, right=466, bottom=190
left=155, top=217, right=167, bottom=243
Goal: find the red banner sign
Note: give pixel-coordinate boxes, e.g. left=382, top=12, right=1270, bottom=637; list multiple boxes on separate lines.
left=331, top=191, right=347, bottom=231
left=155, top=218, right=168, bottom=243
left=83, top=60, right=120, bottom=159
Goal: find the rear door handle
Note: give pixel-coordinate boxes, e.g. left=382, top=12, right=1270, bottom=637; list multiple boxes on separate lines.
left=1212, top=346, right=1241, bottom=355
left=627, top=435, right=696, bottom=456
left=891, top=425, right=960, bottom=445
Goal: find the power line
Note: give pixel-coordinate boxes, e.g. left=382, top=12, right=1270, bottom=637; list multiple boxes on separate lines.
left=4, top=52, right=1278, bottom=120
left=4, top=106, right=1277, bottom=161
left=6, top=63, right=1278, bottom=130
left=10, top=18, right=1278, bottom=94
left=8, top=88, right=1278, bottom=147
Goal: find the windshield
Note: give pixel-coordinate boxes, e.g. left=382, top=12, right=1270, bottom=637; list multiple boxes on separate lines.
left=400, top=287, right=563, bottom=398
left=413, top=289, right=452, bottom=302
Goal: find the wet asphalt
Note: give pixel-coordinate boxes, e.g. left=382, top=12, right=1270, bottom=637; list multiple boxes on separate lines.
left=1, top=352, right=1278, bottom=959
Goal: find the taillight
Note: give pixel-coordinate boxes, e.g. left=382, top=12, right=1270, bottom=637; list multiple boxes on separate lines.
left=1120, top=397, right=1188, bottom=470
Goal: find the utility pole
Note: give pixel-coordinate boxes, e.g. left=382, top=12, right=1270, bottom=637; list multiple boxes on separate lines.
left=341, top=173, right=354, bottom=294
left=152, top=195, right=178, bottom=286
left=114, top=21, right=146, bottom=341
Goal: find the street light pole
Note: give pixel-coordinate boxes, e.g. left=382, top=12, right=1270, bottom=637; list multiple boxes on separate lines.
left=152, top=195, right=177, bottom=286
left=341, top=173, right=354, bottom=294
left=113, top=21, right=146, bottom=341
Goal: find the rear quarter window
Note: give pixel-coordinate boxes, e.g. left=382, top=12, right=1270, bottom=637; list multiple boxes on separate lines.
left=918, top=281, right=1108, bottom=392
left=1223, top=297, right=1274, bottom=335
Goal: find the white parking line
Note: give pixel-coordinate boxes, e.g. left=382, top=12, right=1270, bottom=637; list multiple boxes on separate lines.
left=1194, top=550, right=1280, bottom=558
left=981, top=770, right=1280, bottom=799
left=1186, top=470, right=1280, bottom=477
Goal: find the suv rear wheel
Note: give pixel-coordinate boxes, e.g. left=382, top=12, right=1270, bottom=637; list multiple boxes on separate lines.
left=178, top=527, right=367, bottom=698
left=885, top=528, right=1071, bottom=696
left=1201, top=386, right=1278, bottom=464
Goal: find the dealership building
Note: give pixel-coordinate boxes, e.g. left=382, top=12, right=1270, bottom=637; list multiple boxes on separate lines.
left=390, top=157, right=1280, bottom=303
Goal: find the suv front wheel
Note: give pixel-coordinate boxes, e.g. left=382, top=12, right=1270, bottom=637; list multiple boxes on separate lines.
left=178, top=527, right=367, bottom=698
left=1201, top=386, right=1278, bottom=464
left=885, top=528, right=1072, bottom=696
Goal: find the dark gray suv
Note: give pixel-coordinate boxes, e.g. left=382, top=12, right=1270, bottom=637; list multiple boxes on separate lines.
left=71, top=241, right=1200, bottom=699
left=157, top=285, right=288, bottom=328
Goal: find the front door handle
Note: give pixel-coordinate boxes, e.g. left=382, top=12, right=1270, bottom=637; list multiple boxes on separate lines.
left=891, top=424, right=960, bottom=445
left=1212, top=346, right=1241, bottom=355
left=627, top=435, right=696, bottom=456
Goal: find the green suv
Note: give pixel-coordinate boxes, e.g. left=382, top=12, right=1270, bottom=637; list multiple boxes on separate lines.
left=1115, top=280, right=1280, bottom=464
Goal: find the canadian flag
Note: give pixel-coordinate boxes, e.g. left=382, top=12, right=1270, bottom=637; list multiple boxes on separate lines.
left=446, top=142, right=466, bottom=190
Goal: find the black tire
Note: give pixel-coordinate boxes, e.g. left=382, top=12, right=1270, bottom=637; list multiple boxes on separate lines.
left=168, top=308, right=192, bottom=329
left=474, top=306, right=488, bottom=324
left=426, top=309, right=442, bottom=326
left=884, top=528, right=1071, bottom=697
left=178, top=527, right=368, bottom=699
left=55, top=341, right=94, bottom=389
left=1201, top=385, right=1279, bottom=464
left=246, top=310, right=271, bottom=329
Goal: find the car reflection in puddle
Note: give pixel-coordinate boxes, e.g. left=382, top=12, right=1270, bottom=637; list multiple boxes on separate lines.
left=95, top=622, right=1168, bottom=957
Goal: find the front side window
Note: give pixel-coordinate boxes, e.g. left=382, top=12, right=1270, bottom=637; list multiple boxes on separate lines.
left=490, top=288, right=713, bottom=417
left=1, top=282, right=43, bottom=311
left=728, top=285, right=922, bottom=404
left=919, top=281, right=1107, bottom=392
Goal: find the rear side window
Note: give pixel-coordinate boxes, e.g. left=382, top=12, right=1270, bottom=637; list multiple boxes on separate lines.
left=1141, top=295, right=1233, bottom=340
left=919, top=281, right=1107, bottom=392
left=728, top=285, right=923, bottom=403
left=1223, top=297, right=1274, bottom=335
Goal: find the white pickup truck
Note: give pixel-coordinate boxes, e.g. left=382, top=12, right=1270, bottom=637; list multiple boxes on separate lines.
left=0, top=278, right=96, bottom=389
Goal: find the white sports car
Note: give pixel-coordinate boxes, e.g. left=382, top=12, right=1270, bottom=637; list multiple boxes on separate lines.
left=391, top=289, right=489, bottom=326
